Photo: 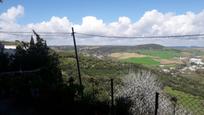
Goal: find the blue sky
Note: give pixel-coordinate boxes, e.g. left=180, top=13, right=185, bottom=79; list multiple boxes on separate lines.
left=1, top=0, right=204, bottom=46
left=1, top=0, right=204, bottom=24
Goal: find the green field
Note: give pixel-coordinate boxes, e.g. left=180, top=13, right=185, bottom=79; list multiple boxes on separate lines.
left=164, top=86, right=204, bottom=114
left=136, top=49, right=181, bottom=59
left=124, top=57, right=160, bottom=65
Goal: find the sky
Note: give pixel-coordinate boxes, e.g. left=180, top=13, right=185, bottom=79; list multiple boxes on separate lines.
left=1, top=0, right=204, bottom=46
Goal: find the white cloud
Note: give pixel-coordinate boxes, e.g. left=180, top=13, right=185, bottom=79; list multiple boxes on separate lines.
left=0, top=5, right=24, bottom=31
left=1, top=5, right=204, bottom=46
left=74, top=16, right=107, bottom=35
left=107, top=16, right=132, bottom=36
left=0, top=5, right=24, bottom=23
left=27, top=16, right=72, bottom=32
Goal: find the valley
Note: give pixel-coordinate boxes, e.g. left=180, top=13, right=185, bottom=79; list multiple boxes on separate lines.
left=53, top=44, right=204, bottom=114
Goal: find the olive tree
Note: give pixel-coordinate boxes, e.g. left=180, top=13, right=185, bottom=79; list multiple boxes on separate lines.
left=116, top=70, right=191, bottom=115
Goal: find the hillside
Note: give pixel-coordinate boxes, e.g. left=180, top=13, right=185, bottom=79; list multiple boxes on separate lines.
left=80, top=44, right=166, bottom=54
left=57, top=49, right=204, bottom=115
left=134, top=44, right=165, bottom=50
left=51, top=44, right=165, bottom=52
left=52, top=44, right=183, bottom=67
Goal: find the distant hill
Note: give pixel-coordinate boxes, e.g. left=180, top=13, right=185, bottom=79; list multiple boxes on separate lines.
left=51, top=44, right=167, bottom=54
left=80, top=44, right=166, bottom=54
left=54, top=44, right=167, bottom=57
left=169, top=46, right=204, bottom=49
left=134, top=44, right=165, bottom=50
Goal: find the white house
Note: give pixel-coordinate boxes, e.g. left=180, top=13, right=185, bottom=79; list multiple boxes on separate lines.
left=0, top=44, right=16, bottom=55
left=189, top=58, right=204, bottom=65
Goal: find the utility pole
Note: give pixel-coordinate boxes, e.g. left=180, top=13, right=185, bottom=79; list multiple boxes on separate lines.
left=71, top=27, right=83, bottom=95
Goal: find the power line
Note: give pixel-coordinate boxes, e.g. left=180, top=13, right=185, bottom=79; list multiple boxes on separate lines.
left=7, top=33, right=70, bottom=37
left=1, top=30, right=204, bottom=39
left=75, top=32, right=204, bottom=39
left=0, top=31, right=72, bottom=38
left=0, top=31, right=72, bottom=34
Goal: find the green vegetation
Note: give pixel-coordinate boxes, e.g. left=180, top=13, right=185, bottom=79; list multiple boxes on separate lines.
left=44, top=44, right=204, bottom=114
left=56, top=45, right=204, bottom=114
left=159, top=73, right=204, bottom=98
left=133, top=44, right=164, bottom=50
left=183, top=48, right=204, bottom=56
left=124, top=57, right=160, bottom=66
left=136, top=49, right=181, bottom=59
left=181, top=72, right=204, bottom=85
left=58, top=51, right=149, bottom=103
left=76, top=44, right=166, bottom=55
left=59, top=51, right=130, bottom=78
left=164, top=86, right=204, bottom=114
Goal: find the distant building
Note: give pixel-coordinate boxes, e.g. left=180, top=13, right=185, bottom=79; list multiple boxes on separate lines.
left=4, top=45, right=16, bottom=55
left=0, top=43, right=16, bottom=55
left=189, top=58, right=204, bottom=65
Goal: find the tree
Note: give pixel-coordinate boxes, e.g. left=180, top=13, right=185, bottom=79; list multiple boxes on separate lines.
left=116, top=70, right=163, bottom=114
left=116, top=70, right=191, bottom=115
left=30, top=35, right=35, bottom=47
left=14, top=30, right=63, bottom=92
left=0, top=52, right=9, bottom=72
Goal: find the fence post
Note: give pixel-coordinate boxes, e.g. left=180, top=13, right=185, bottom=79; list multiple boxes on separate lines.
left=90, top=78, right=95, bottom=98
left=111, top=78, right=114, bottom=115
left=155, top=92, right=159, bottom=115
left=171, top=97, right=177, bottom=115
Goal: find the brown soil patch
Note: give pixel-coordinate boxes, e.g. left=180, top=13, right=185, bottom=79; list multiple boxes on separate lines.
left=109, top=52, right=145, bottom=59
left=155, top=59, right=183, bottom=65
left=181, top=52, right=192, bottom=57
